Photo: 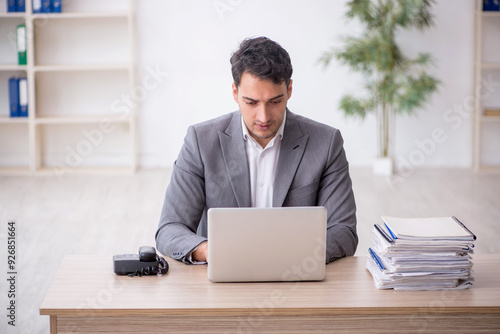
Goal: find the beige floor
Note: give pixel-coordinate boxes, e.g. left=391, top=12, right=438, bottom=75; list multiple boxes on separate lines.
left=0, top=168, right=499, bottom=333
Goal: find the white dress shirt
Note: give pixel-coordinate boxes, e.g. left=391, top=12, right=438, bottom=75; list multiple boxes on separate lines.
left=242, top=113, right=286, bottom=208
left=187, top=114, right=286, bottom=263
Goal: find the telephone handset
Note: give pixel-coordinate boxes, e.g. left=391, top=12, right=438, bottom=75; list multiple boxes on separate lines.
left=113, top=246, right=169, bottom=276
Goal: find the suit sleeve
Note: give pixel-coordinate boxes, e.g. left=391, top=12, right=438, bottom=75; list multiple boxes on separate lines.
left=318, top=129, right=358, bottom=263
left=155, top=126, right=208, bottom=263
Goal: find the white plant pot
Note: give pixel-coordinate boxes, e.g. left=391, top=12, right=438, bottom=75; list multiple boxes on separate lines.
left=372, top=157, right=393, bottom=176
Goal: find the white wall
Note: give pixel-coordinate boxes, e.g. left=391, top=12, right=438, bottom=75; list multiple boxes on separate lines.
left=1, top=0, right=480, bottom=170
left=135, top=0, right=478, bottom=169
left=0, top=0, right=485, bottom=170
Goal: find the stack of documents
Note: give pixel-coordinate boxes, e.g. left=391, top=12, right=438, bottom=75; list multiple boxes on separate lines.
left=366, top=216, right=476, bottom=291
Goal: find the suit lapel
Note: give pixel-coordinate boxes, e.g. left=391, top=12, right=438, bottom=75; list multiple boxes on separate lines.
left=218, top=111, right=251, bottom=207
left=273, top=111, right=309, bottom=207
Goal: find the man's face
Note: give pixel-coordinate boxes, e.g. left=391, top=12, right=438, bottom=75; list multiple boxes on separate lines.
left=232, top=72, right=292, bottom=148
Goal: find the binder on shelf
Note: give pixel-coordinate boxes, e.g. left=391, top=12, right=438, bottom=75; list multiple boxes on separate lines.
left=32, top=0, right=42, bottom=13
left=8, top=77, right=20, bottom=118
left=8, top=0, right=17, bottom=12
left=41, top=0, right=51, bottom=13
left=483, top=0, right=500, bottom=11
left=484, top=108, right=500, bottom=117
left=18, top=78, right=28, bottom=117
left=16, top=24, right=27, bottom=66
left=16, top=0, right=25, bottom=12
left=51, top=0, right=61, bottom=13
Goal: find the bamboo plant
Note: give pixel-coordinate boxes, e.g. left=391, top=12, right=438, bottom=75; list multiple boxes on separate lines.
left=320, top=0, right=440, bottom=159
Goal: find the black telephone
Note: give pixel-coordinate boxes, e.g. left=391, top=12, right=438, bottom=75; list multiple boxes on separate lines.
left=113, top=246, right=169, bottom=277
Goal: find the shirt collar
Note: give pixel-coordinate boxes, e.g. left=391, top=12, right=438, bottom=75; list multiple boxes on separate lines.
left=241, top=111, right=286, bottom=145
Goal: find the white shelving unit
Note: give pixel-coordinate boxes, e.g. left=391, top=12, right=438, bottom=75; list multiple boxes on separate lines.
left=0, top=0, right=136, bottom=175
left=473, top=1, right=500, bottom=172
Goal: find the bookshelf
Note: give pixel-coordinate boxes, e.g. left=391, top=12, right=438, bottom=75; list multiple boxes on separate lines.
left=473, top=0, right=500, bottom=171
left=0, top=0, right=136, bottom=175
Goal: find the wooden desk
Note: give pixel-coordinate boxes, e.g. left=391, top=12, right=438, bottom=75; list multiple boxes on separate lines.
left=40, top=254, right=500, bottom=333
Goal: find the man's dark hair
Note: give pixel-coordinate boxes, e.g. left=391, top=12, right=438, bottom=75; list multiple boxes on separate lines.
left=230, top=36, right=293, bottom=88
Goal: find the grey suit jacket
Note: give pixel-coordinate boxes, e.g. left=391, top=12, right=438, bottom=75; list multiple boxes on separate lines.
left=155, top=110, right=358, bottom=264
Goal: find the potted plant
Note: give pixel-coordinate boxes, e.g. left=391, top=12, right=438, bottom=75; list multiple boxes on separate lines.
left=319, top=0, right=440, bottom=176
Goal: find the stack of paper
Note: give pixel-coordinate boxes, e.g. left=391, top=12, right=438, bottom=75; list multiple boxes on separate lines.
left=366, top=216, right=476, bottom=291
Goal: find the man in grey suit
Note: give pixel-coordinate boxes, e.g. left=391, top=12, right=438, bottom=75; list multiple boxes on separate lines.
left=156, top=36, right=357, bottom=264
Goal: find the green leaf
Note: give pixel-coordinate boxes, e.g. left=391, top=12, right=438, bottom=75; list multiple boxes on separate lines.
left=395, top=73, right=440, bottom=114
left=346, top=0, right=376, bottom=26
left=319, top=0, right=439, bottom=124
left=339, top=94, right=377, bottom=119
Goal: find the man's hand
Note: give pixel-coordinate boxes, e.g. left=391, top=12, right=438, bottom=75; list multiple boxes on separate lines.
left=192, top=241, right=208, bottom=262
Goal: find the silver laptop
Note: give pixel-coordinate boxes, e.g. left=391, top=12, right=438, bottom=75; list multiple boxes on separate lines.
left=207, top=206, right=327, bottom=282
